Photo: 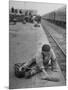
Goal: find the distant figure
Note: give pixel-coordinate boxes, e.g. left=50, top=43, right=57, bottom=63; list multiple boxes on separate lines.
left=34, top=15, right=41, bottom=23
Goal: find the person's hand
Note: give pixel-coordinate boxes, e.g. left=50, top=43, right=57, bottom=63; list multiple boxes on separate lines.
left=52, top=66, right=59, bottom=72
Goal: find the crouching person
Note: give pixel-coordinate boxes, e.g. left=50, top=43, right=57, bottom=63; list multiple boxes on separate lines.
left=18, top=44, right=58, bottom=79
left=35, top=44, right=58, bottom=79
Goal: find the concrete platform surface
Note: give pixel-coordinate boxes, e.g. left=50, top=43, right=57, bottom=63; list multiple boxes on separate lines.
left=9, top=23, right=65, bottom=89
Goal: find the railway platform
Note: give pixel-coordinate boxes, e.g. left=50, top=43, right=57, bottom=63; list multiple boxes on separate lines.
left=9, top=23, right=65, bottom=89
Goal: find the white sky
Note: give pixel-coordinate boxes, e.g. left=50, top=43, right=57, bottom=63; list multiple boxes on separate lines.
left=9, top=0, right=65, bottom=15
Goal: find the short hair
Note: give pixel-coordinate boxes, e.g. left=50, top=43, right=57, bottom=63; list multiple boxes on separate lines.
left=42, top=44, right=50, bottom=52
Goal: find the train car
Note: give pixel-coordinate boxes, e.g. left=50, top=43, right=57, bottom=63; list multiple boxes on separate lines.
left=42, top=6, right=66, bottom=28
left=54, top=7, right=66, bottom=28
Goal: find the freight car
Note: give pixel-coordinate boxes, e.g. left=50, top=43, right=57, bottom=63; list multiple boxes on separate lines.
left=42, top=6, right=66, bottom=28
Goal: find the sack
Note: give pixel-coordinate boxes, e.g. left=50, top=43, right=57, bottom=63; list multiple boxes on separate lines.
left=14, top=62, right=26, bottom=78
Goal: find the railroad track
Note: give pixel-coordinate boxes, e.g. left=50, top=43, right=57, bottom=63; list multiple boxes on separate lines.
left=47, top=31, right=66, bottom=57
left=42, top=24, right=66, bottom=80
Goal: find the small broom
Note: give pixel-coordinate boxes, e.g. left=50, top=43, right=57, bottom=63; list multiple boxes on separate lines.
left=41, top=77, right=60, bottom=82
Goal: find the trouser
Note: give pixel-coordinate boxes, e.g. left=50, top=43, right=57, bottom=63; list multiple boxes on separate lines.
left=15, top=57, right=57, bottom=78
left=23, top=58, right=52, bottom=78
left=24, top=58, right=53, bottom=72
left=15, top=58, right=40, bottom=78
